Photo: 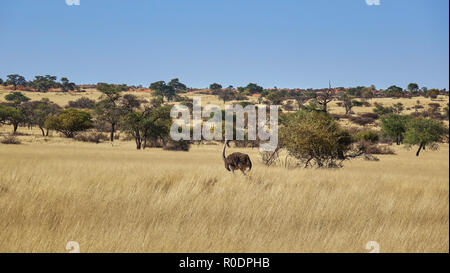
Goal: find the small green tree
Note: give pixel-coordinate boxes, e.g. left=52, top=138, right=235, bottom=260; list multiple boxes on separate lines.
left=425, top=89, right=440, bottom=99
left=5, top=92, right=30, bottom=105
left=373, top=103, right=394, bottom=116
left=44, top=108, right=92, bottom=138
left=149, top=81, right=176, bottom=101
left=403, top=118, right=447, bottom=156
left=0, top=104, right=24, bottom=133
left=265, top=91, right=284, bottom=105
left=121, top=94, right=141, bottom=113
left=392, top=102, right=404, bottom=114
left=95, top=83, right=123, bottom=141
left=407, top=83, right=419, bottom=93
left=244, top=83, right=263, bottom=94
left=150, top=96, right=164, bottom=108
left=60, top=77, right=76, bottom=92
left=209, top=83, right=222, bottom=93
left=120, top=111, right=145, bottom=149
left=380, top=114, right=410, bottom=145
left=280, top=111, right=355, bottom=168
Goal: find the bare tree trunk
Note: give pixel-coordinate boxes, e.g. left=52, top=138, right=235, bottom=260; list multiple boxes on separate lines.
left=110, top=123, right=115, bottom=142
left=416, top=142, right=424, bottom=157
left=39, top=126, right=45, bottom=136
left=304, top=157, right=313, bottom=168
left=13, top=123, right=18, bottom=134
left=135, top=131, right=141, bottom=150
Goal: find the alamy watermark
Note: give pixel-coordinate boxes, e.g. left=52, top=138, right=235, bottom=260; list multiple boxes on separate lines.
left=365, top=0, right=380, bottom=6
left=365, top=241, right=380, bottom=253
left=65, top=0, right=80, bottom=6
left=170, top=97, right=279, bottom=152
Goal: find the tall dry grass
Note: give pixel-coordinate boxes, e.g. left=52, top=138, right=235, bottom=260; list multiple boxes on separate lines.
left=0, top=141, right=448, bottom=252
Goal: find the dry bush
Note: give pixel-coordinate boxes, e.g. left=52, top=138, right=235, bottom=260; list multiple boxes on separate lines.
left=356, top=129, right=380, bottom=143
left=379, top=138, right=394, bottom=145
left=358, top=141, right=395, bottom=155
left=0, top=135, right=21, bottom=144
left=67, top=97, right=96, bottom=109
left=163, top=139, right=191, bottom=151
left=331, top=113, right=349, bottom=120
left=349, top=114, right=377, bottom=126
left=360, top=112, right=379, bottom=119
left=260, top=147, right=280, bottom=166
left=361, top=101, right=372, bottom=107
left=74, top=132, right=108, bottom=144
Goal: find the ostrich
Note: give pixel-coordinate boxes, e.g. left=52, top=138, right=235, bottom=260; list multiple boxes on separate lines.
left=222, top=140, right=252, bottom=174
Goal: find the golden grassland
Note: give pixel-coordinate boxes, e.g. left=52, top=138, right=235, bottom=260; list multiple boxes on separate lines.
left=0, top=128, right=448, bottom=252
left=0, top=89, right=449, bottom=252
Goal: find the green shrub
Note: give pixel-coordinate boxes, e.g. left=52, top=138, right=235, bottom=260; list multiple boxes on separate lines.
left=356, top=130, right=379, bottom=143
left=44, top=108, right=93, bottom=138
left=280, top=111, right=355, bottom=168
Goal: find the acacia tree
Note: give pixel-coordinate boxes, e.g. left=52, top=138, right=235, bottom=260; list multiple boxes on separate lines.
left=265, top=91, right=284, bottom=105
left=32, top=75, right=58, bottom=92
left=60, top=77, right=76, bottom=92
left=0, top=104, right=24, bottom=133
left=392, top=102, right=404, bottom=114
left=168, top=78, right=187, bottom=93
left=217, top=86, right=235, bottom=104
left=121, top=94, right=141, bottom=113
left=120, top=105, right=172, bottom=150
left=380, top=114, right=410, bottom=145
left=289, top=91, right=308, bottom=109
left=5, top=74, right=27, bottom=90
left=121, top=111, right=145, bottom=149
left=403, top=118, right=447, bottom=156
left=244, top=83, right=263, bottom=94
left=141, top=106, right=171, bottom=148
left=209, top=83, right=222, bottom=93
left=32, top=99, right=61, bottom=136
left=280, top=111, right=356, bottom=168
left=339, top=92, right=354, bottom=114
left=95, top=83, right=123, bottom=141
left=385, top=85, right=404, bottom=97
left=44, top=108, right=92, bottom=138
left=150, top=81, right=176, bottom=101
left=407, top=83, right=419, bottom=94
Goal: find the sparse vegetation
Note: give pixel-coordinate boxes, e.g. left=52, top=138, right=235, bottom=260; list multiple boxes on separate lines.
left=0, top=134, right=21, bottom=144
left=0, top=82, right=448, bottom=253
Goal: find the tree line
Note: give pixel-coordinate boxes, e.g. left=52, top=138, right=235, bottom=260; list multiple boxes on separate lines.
left=0, top=84, right=176, bottom=150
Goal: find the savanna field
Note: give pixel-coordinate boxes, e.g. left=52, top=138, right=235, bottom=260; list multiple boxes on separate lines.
left=0, top=89, right=449, bottom=252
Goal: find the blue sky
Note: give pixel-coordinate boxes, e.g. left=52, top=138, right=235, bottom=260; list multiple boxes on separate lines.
left=0, top=0, right=448, bottom=89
